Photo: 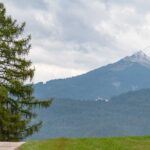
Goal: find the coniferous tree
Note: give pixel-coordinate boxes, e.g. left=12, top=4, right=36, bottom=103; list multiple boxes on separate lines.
left=0, top=3, right=51, bottom=141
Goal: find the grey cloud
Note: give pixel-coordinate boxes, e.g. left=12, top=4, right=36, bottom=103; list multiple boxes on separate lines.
left=7, top=0, right=48, bottom=10
left=43, top=0, right=116, bottom=52
left=1, top=0, right=150, bottom=82
left=104, top=0, right=150, bottom=14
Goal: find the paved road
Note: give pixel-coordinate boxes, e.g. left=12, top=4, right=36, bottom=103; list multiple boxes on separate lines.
left=0, top=142, right=25, bottom=150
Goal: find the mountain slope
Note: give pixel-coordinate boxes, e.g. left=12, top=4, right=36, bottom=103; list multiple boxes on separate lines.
left=34, top=51, right=150, bottom=100
left=28, top=88, right=150, bottom=140
left=111, top=88, right=150, bottom=103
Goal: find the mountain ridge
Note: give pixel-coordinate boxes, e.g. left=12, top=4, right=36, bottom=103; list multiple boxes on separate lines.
left=34, top=51, right=150, bottom=100
left=36, top=51, right=150, bottom=84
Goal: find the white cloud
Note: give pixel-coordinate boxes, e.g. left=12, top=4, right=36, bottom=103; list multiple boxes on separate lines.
left=33, top=63, right=85, bottom=83
left=1, top=0, right=150, bottom=82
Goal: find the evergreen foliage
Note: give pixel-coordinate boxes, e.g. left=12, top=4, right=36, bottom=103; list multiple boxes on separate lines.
left=0, top=3, right=51, bottom=141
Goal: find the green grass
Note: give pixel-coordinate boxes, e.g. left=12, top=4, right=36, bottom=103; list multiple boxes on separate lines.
left=19, top=136, right=150, bottom=150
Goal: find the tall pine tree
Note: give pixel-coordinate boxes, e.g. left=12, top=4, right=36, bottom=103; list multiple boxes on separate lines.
left=0, top=3, right=51, bottom=141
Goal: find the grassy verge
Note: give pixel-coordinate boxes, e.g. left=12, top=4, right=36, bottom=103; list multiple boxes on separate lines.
left=19, top=136, right=150, bottom=150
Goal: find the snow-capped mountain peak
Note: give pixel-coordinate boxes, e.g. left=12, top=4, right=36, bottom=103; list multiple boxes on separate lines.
left=124, top=51, right=150, bottom=66
left=111, top=51, right=150, bottom=71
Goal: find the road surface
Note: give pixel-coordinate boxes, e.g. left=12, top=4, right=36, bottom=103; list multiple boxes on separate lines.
left=0, top=142, right=25, bottom=150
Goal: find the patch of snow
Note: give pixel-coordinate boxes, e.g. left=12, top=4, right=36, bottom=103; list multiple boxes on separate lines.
left=131, top=85, right=138, bottom=91
left=112, top=81, right=121, bottom=89
left=105, top=99, right=109, bottom=102
left=111, top=51, right=150, bottom=71
left=124, top=51, right=150, bottom=66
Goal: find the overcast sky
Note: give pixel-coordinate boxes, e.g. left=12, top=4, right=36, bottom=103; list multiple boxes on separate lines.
left=1, top=0, right=150, bottom=83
